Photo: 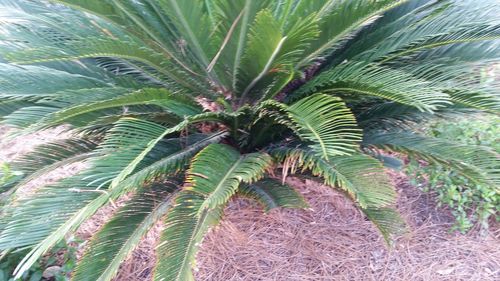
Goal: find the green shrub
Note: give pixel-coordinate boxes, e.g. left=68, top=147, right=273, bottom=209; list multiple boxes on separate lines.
left=0, top=238, right=79, bottom=281
left=0, top=1, right=498, bottom=280
left=407, top=115, right=499, bottom=233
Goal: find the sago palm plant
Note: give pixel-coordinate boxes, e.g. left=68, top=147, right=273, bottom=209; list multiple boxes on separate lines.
left=0, top=0, right=498, bottom=280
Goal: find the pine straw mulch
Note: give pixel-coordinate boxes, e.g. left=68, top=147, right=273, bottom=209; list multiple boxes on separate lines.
left=1, top=126, right=499, bottom=281
left=106, top=175, right=499, bottom=281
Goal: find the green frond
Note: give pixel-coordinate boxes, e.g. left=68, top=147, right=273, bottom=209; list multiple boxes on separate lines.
left=355, top=101, right=433, bottom=130
left=0, top=99, right=37, bottom=119
left=97, top=116, right=230, bottom=189
left=237, top=9, right=320, bottom=103
left=270, top=146, right=403, bottom=241
left=352, top=100, right=476, bottom=133
left=7, top=185, right=119, bottom=279
left=0, top=137, right=97, bottom=200
left=294, top=62, right=451, bottom=112
left=379, top=24, right=500, bottom=64
left=338, top=0, right=499, bottom=64
left=296, top=0, right=409, bottom=68
left=0, top=1, right=209, bottom=92
left=239, top=178, right=308, bottom=212
left=50, top=0, right=185, bottom=56
left=362, top=207, right=407, bottom=244
left=185, top=144, right=272, bottom=213
left=117, top=133, right=228, bottom=192
left=154, top=191, right=225, bottom=281
left=154, top=0, right=214, bottom=70
left=0, top=121, right=162, bottom=236
left=270, top=147, right=397, bottom=209
left=364, top=131, right=500, bottom=187
left=6, top=37, right=161, bottom=68
left=262, top=94, right=362, bottom=160
left=39, top=88, right=201, bottom=128
left=0, top=88, right=138, bottom=128
left=66, top=0, right=215, bottom=86
left=210, top=0, right=271, bottom=90
left=73, top=183, right=177, bottom=281
left=447, top=88, right=500, bottom=113
left=237, top=9, right=287, bottom=101
left=0, top=63, right=106, bottom=98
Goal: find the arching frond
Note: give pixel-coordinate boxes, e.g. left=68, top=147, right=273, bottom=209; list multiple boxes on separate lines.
left=379, top=24, right=500, bottom=64
left=239, top=178, right=308, bottom=212
left=73, top=183, right=177, bottom=281
left=153, top=0, right=214, bottom=71
left=51, top=0, right=186, bottom=55
left=364, top=131, right=500, bottom=187
left=235, top=9, right=320, bottom=104
left=271, top=146, right=397, bottom=209
left=0, top=0, right=498, bottom=279
left=116, top=132, right=228, bottom=194
left=185, top=144, right=272, bottom=213
left=209, top=0, right=271, bottom=90
left=154, top=191, right=225, bottom=281
left=270, top=146, right=403, bottom=240
left=0, top=118, right=225, bottom=277
left=0, top=0, right=209, bottom=92
left=338, top=0, right=499, bottom=64
left=294, top=62, right=451, bottom=112
left=296, top=0, right=410, bottom=68
left=38, top=88, right=202, bottom=128
left=261, top=94, right=361, bottom=160
left=448, top=89, right=500, bottom=113
left=0, top=137, right=97, bottom=201
left=0, top=64, right=106, bottom=98
left=362, top=207, right=407, bottom=244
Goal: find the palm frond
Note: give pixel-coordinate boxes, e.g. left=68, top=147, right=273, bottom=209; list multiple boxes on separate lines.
left=0, top=0, right=208, bottom=92
left=379, top=24, right=500, bottom=64
left=0, top=137, right=97, bottom=201
left=210, top=0, right=271, bottom=90
left=336, top=0, right=499, bottom=64
left=37, top=88, right=202, bottom=128
left=0, top=0, right=498, bottom=278
left=270, top=146, right=403, bottom=241
left=293, top=62, right=451, bottom=112
left=154, top=0, right=214, bottom=70
left=239, top=178, right=308, bottom=212
left=73, top=183, right=177, bottom=281
left=261, top=94, right=361, bottom=160
left=362, top=207, right=407, bottom=244
left=154, top=191, right=224, bottom=281
left=448, top=88, right=500, bottom=113
left=296, top=0, right=409, bottom=68
left=0, top=63, right=106, bottom=99
left=185, top=144, right=272, bottom=213
left=237, top=9, right=287, bottom=100
left=271, top=146, right=397, bottom=209
left=237, top=9, right=319, bottom=103
left=117, top=132, right=228, bottom=192
left=364, top=131, right=500, bottom=187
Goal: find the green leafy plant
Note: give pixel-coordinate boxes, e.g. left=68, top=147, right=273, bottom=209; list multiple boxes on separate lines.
left=0, top=238, right=80, bottom=281
left=407, top=114, right=500, bottom=233
left=0, top=0, right=498, bottom=280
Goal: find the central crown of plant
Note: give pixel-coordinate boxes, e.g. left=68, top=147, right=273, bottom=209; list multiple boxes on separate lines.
left=0, top=0, right=498, bottom=280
